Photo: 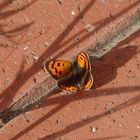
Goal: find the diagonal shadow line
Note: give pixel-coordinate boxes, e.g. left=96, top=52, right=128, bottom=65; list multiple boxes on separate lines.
left=55, top=0, right=140, bottom=59
left=0, top=59, right=25, bottom=111
left=18, top=0, right=140, bottom=49
left=86, top=135, right=124, bottom=140
left=60, top=0, right=140, bottom=49
left=39, top=85, right=140, bottom=107
left=0, top=22, right=34, bottom=49
left=8, top=0, right=97, bottom=50
left=0, top=0, right=38, bottom=20
left=0, top=0, right=15, bottom=10
left=44, top=0, right=96, bottom=60
left=1, top=22, right=34, bottom=36
left=0, top=0, right=96, bottom=110
left=39, top=94, right=140, bottom=140
left=0, top=22, right=34, bottom=50
left=10, top=91, right=139, bottom=140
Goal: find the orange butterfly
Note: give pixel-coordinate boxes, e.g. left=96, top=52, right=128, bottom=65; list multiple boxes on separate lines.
left=44, top=51, right=93, bottom=93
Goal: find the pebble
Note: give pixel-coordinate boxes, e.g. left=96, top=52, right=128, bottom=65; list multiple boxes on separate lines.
left=136, top=125, right=140, bottom=128
left=71, top=10, right=75, bottom=15
left=33, top=56, right=39, bottom=61
left=85, top=24, right=95, bottom=32
left=90, top=127, right=97, bottom=133
left=45, top=42, right=49, bottom=48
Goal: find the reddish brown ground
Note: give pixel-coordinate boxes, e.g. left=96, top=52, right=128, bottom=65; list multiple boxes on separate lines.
left=0, top=0, right=140, bottom=140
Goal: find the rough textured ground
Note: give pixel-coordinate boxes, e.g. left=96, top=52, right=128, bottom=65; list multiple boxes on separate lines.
left=0, top=0, right=140, bottom=140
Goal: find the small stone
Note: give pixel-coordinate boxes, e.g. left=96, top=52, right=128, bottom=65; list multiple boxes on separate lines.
left=85, top=24, right=95, bottom=32
left=39, top=29, right=44, bottom=34
left=32, top=55, right=39, bottom=62
left=45, top=42, right=49, bottom=48
left=23, top=46, right=28, bottom=51
left=71, top=10, right=75, bottom=15
left=33, top=77, right=37, bottom=83
left=118, top=123, right=122, bottom=127
left=136, top=125, right=140, bottom=128
left=26, top=119, right=30, bottom=123
left=90, top=127, right=97, bottom=133
left=57, top=0, right=63, bottom=5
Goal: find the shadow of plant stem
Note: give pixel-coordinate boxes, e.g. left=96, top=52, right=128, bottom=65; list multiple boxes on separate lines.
left=86, top=135, right=124, bottom=140
left=0, top=58, right=25, bottom=111
left=40, top=94, right=140, bottom=140
left=10, top=93, right=140, bottom=140
left=0, top=0, right=14, bottom=10
left=0, top=0, right=37, bottom=107
left=0, top=0, right=96, bottom=115
left=0, top=0, right=37, bottom=45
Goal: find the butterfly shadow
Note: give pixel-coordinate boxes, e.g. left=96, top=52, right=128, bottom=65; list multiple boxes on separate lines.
left=92, top=45, right=139, bottom=90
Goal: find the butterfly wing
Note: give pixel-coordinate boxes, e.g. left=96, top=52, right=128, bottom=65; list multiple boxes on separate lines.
left=82, top=73, right=93, bottom=91
left=75, top=51, right=93, bottom=89
left=76, top=51, right=91, bottom=70
left=58, top=72, right=79, bottom=93
left=44, top=60, right=72, bottom=80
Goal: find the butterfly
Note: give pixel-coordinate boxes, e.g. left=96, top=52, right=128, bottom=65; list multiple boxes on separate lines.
left=44, top=51, right=93, bottom=93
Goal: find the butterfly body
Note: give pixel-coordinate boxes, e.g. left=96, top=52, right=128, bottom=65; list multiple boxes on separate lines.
left=44, top=51, right=93, bottom=93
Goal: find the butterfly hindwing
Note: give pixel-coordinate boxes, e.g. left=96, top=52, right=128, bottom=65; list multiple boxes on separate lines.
left=44, top=60, right=72, bottom=80
left=82, top=73, right=93, bottom=91
left=58, top=73, right=79, bottom=92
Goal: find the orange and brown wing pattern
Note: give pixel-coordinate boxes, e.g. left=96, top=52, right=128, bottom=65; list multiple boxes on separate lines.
left=58, top=73, right=79, bottom=92
left=44, top=60, right=72, bottom=80
left=82, top=73, right=93, bottom=91
left=76, top=51, right=91, bottom=70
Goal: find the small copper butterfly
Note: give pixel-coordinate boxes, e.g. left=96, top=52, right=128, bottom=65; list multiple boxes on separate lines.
left=44, top=51, right=93, bottom=93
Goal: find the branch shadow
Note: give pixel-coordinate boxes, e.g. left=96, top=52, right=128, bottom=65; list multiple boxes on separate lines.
left=86, top=135, right=124, bottom=140
left=0, top=59, right=25, bottom=111
left=9, top=45, right=140, bottom=140
left=0, top=0, right=37, bottom=61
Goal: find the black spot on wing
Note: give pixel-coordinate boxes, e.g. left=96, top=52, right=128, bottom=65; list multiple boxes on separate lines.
left=55, top=68, right=58, bottom=73
left=59, top=71, right=62, bottom=75
left=57, top=62, right=60, bottom=67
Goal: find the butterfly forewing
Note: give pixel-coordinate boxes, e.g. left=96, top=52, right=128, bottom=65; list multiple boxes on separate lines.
left=44, top=60, right=72, bottom=80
